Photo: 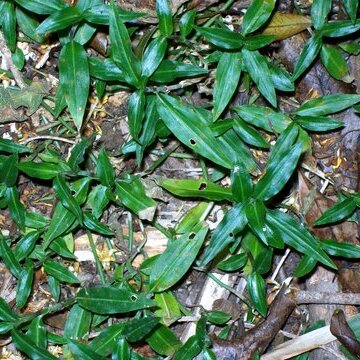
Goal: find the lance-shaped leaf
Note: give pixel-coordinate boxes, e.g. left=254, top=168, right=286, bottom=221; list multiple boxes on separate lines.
left=68, top=135, right=94, bottom=171
left=320, top=44, right=350, bottom=81
left=69, top=339, right=107, bottom=360
left=147, top=325, right=182, bottom=356
left=2, top=2, right=16, bottom=53
left=198, top=203, right=247, bottom=267
left=36, top=7, right=83, bottom=34
left=156, top=0, right=173, bottom=36
left=114, top=177, right=156, bottom=221
left=89, top=323, right=125, bottom=355
left=179, top=9, right=196, bottom=37
left=321, top=239, right=360, bottom=258
left=0, top=298, right=19, bottom=322
left=213, top=51, right=242, bottom=121
left=0, top=154, right=18, bottom=187
left=0, top=138, right=30, bottom=154
left=83, top=212, right=114, bottom=236
left=59, top=41, right=89, bottom=131
left=294, top=254, right=317, bottom=277
left=233, top=118, right=269, bottom=149
left=311, top=0, right=332, bottom=30
left=27, top=316, right=47, bottom=349
left=292, top=33, right=322, bottom=80
left=247, top=272, right=267, bottom=317
left=15, top=0, right=65, bottom=15
left=18, top=161, right=61, bottom=180
left=173, top=336, right=202, bottom=360
left=235, top=105, right=291, bottom=133
left=16, top=259, right=34, bottom=309
left=217, top=253, right=248, bottom=272
left=159, top=178, right=233, bottom=201
left=195, top=26, right=244, bottom=49
left=321, top=20, right=360, bottom=37
left=5, top=187, right=26, bottom=230
left=112, top=337, right=130, bottom=360
left=0, top=234, right=21, bottom=279
left=149, top=223, right=208, bottom=292
left=127, top=90, right=146, bottom=141
left=156, top=94, right=232, bottom=168
left=14, top=231, right=40, bottom=261
left=109, top=0, right=141, bottom=86
left=255, top=142, right=303, bottom=201
left=295, top=115, right=343, bottom=132
left=269, top=63, right=295, bottom=92
left=245, top=200, right=268, bottom=245
left=44, top=259, right=80, bottom=284
left=242, top=49, right=277, bottom=107
left=150, top=59, right=207, bottom=83
left=295, top=93, right=360, bottom=117
left=141, top=36, right=167, bottom=78
left=242, top=0, right=275, bottom=35
left=231, top=162, right=253, bottom=202
left=314, top=196, right=357, bottom=226
left=96, top=148, right=115, bottom=187
left=343, top=0, right=358, bottom=23
left=64, top=304, right=92, bottom=340
left=12, top=330, right=57, bottom=359
left=88, top=57, right=124, bottom=81
left=266, top=209, right=336, bottom=269
left=76, top=286, right=155, bottom=314
left=53, top=175, right=82, bottom=223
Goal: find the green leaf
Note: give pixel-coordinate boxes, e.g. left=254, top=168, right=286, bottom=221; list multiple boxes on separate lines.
left=242, top=0, right=276, bottom=35
left=217, top=253, right=248, bottom=272
left=48, top=275, right=60, bottom=302
left=5, top=187, right=26, bottom=230
left=89, top=323, right=125, bottom=355
left=36, top=7, right=83, bottom=34
left=14, top=0, right=65, bottom=15
left=89, top=57, right=125, bottom=81
left=49, top=237, right=76, bottom=260
left=2, top=2, right=16, bottom=53
left=292, top=33, right=323, bottom=80
left=195, top=26, right=244, bottom=49
left=149, top=223, right=208, bottom=292
left=206, top=310, right=231, bottom=325
left=128, top=90, right=146, bottom=141
left=0, top=138, right=30, bottom=154
left=69, top=339, right=107, bottom=360
left=246, top=272, right=267, bottom=317
left=14, top=231, right=40, bottom=261
left=0, top=297, right=19, bottom=321
left=173, top=335, right=201, bottom=360
left=213, top=51, right=242, bottom=120
left=311, top=0, right=332, bottom=30
left=0, top=154, right=18, bottom=187
left=255, top=142, right=303, bottom=201
left=156, top=0, right=173, bottom=36
left=122, top=316, right=160, bottom=342
left=266, top=209, right=336, bottom=269
left=86, top=185, right=110, bottom=219
left=321, top=239, right=360, bottom=258
left=27, top=316, right=47, bottom=348
left=198, top=203, right=247, bottom=267
left=112, top=337, right=130, bottom=360
left=0, top=322, right=14, bottom=335
left=210, top=119, right=234, bottom=136
left=233, top=118, right=269, bottom=149
left=53, top=175, right=82, bottom=223
left=321, top=20, right=360, bottom=37
left=83, top=212, right=114, bottom=236
left=320, top=45, right=350, bottom=81
left=64, top=304, right=92, bottom=340
left=147, top=324, right=182, bottom=356
left=242, top=49, right=277, bottom=107
left=295, top=115, right=343, bottom=132
left=0, top=235, right=21, bottom=279
left=294, top=255, right=317, bottom=277
left=244, top=34, right=276, bottom=50
left=150, top=59, right=207, bottom=83
left=295, top=94, right=360, bottom=117
left=43, top=203, right=76, bottom=247
left=314, top=197, right=357, bottom=226
left=141, top=36, right=167, bottom=78
left=12, top=330, right=57, bottom=360
left=59, top=41, right=90, bottom=131
left=156, top=94, right=232, bottom=168
left=114, top=177, right=157, bottom=221
left=176, top=202, right=211, bottom=235
left=96, top=148, right=115, bottom=187
left=268, top=63, right=295, bottom=92
left=343, top=0, right=358, bottom=23
left=68, top=135, right=94, bottom=171
left=43, top=259, right=80, bottom=284
left=235, top=105, right=291, bottom=133
left=74, top=22, right=97, bottom=46
left=159, top=178, right=233, bottom=201
left=109, top=0, right=141, bottom=86
left=76, top=286, right=155, bottom=314
left=154, top=292, right=181, bottom=326
left=179, top=10, right=196, bottom=37
left=245, top=199, right=268, bottom=245
left=25, top=212, right=50, bottom=229
left=16, top=259, right=34, bottom=309
left=18, top=161, right=61, bottom=180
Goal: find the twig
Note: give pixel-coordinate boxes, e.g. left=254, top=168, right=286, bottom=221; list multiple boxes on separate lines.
left=271, top=248, right=291, bottom=281
left=0, top=31, right=27, bottom=89
left=86, top=230, right=106, bottom=285
left=21, top=135, right=76, bottom=145
left=294, top=290, right=360, bottom=305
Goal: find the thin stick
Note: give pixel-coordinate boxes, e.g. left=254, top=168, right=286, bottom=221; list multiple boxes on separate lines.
left=0, top=31, right=27, bottom=89
left=271, top=248, right=291, bottom=281
left=294, top=290, right=360, bottom=305
left=22, top=135, right=76, bottom=145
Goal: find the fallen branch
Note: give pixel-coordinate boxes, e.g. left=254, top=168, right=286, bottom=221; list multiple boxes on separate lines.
left=0, top=31, right=27, bottom=89
left=294, top=290, right=360, bottom=305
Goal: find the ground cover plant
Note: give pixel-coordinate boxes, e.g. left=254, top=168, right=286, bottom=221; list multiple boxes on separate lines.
left=1, top=0, right=360, bottom=358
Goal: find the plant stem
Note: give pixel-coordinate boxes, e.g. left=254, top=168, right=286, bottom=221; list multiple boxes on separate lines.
left=86, top=230, right=106, bottom=285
